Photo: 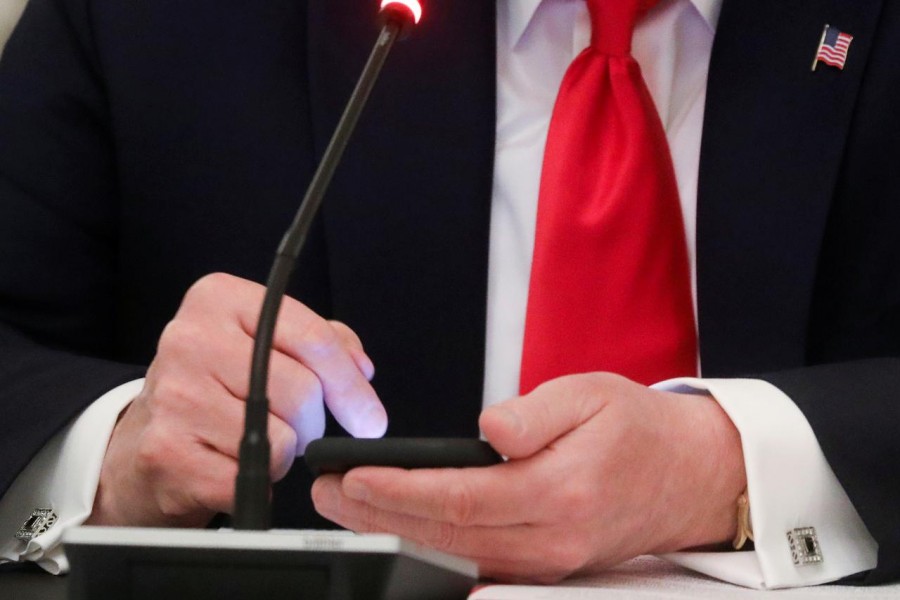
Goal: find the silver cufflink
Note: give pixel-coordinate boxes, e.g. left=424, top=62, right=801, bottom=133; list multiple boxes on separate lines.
left=14, top=508, right=58, bottom=541
left=787, top=526, right=823, bottom=565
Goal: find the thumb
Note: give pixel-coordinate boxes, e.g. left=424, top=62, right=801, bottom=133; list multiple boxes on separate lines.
left=478, top=374, right=612, bottom=459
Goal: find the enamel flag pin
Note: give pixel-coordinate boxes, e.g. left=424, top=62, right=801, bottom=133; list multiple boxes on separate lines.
left=812, top=24, right=854, bottom=71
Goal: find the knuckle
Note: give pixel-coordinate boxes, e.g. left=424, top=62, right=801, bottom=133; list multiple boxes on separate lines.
left=188, top=272, right=233, bottom=299
left=299, top=318, right=340, bottom=359
left=180, top=273, right=246, bottom=317
left=425, top=521, right=459, bottom=553
left=557, top=482, right=593, bottom=519
left=588, top=370, right=629, bottom=388
left=149, top=376, right=201, bottom=416
left=327, top=319, right=351, bottom=337
left=535, top=396, right=558, bottom=432
left=328, top=320, right=362, bottom=348
left=546, top=538, right=588, bottom=575
left=568, top=373, right=616, bottom=422
left=157, top=319, right=201, bottom=359
left=333, top=497, right=380, bottom=534
left=360, top=504, right=384, bottom=533
left=134, top=426, right=174, bottom=477
left=583, top=371, right=618, bottom=386
left=442, top=481, right=477, bottom=526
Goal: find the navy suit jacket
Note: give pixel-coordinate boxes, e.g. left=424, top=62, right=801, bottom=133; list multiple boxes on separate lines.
left=0, top=0, right=898, bottom=583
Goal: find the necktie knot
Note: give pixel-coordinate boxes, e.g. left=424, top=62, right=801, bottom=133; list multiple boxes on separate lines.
left=587, top=0, right=657, bottom=55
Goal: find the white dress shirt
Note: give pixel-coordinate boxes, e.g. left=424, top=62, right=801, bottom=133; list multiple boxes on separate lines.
left=0, top=0, right=880, bottom=587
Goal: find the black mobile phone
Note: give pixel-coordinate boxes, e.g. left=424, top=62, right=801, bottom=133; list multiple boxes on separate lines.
left=304, top=438, right=502, bottom=477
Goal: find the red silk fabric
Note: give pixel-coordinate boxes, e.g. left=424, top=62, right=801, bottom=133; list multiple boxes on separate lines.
left=519, top=0, right=698, bottom=394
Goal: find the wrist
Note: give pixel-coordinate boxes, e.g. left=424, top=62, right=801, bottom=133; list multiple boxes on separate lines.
left=662, top=392, right=747, bottom=551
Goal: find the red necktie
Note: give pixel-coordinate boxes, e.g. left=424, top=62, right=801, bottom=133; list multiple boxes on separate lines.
left=519, top=0, right=698, bottom=394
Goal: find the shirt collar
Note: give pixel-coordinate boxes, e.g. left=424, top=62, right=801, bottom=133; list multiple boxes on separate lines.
left=691, top=0, right=722, bottom=30
left=506, top=0, right=544, bottom=49
left=505, top=0, right=722, bottom=49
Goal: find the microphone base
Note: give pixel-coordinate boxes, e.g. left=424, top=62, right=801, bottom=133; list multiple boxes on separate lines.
left=63, top=526, right=477, bottom=600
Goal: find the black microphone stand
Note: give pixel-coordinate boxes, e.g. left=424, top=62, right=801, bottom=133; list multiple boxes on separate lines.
left=234, top=0, right=414, bottom=532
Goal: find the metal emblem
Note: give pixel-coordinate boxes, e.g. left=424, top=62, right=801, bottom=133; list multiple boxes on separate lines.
left=15, top=508, right=58, bottom=541
left=787, top=527, right=823, bottom=565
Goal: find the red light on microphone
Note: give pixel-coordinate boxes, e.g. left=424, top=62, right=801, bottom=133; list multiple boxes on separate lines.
left=380, top=0, right=422, bottom=25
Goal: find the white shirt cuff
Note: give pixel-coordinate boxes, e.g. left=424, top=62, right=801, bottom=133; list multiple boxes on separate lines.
left=0, top=379, right=144, bottom=574
left=651, top=377, right=878, bottom=588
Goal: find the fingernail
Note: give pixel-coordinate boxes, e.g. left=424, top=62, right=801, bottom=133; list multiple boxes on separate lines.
left=493, top=406, right=524, bottom=437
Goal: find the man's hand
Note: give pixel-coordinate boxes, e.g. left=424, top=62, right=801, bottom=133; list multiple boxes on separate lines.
left=87, top=273, right=386, bottom=527
left=311, top=373, right=746, bottom=583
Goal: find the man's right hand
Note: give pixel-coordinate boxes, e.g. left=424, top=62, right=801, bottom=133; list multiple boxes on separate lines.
left=86, top=273, right=386, bottom=527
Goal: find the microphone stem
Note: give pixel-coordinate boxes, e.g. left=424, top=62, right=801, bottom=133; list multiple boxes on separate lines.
left=234, top=18, right=404, bottom=531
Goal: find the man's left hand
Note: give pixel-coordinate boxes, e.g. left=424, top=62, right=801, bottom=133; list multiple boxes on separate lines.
left=311, top=373, right=746, bottom=583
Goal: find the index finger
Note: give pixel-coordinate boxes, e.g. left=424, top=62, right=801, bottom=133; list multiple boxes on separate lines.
left=337, top=460, right=545, bottom=527
left=220, top=276, right=386, bottom=438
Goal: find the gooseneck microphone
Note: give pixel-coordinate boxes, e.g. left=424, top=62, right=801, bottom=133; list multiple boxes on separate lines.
left=233, top=0, right=424, bottom=530
left=65, top=5, right=480, bottom=596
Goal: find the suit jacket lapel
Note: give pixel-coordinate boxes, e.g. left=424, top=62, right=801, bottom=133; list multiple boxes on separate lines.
left=305, top=0, right=497, bottom=436
left=697, top=0, right=884, bottom=376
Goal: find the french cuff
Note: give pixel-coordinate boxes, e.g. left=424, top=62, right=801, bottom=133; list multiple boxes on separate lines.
left=0, top=379, right=144, bottom=574
left=651, top=377, right=878, bottom=589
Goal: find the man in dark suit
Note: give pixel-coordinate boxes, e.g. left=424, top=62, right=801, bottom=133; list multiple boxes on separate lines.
left=0, top=0, right=898, bottom=586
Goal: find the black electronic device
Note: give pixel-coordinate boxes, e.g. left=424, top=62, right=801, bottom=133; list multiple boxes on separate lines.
left=305, top=438, right=503, bottom=476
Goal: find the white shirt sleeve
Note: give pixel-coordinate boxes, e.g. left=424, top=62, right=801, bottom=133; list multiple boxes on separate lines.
left=0, top=378, right=144, bottom=574
left=653, top=377, right=878, bottom=589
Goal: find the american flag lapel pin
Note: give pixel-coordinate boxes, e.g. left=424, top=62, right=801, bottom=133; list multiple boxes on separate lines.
left=812, top=24, right=854, bottom=71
